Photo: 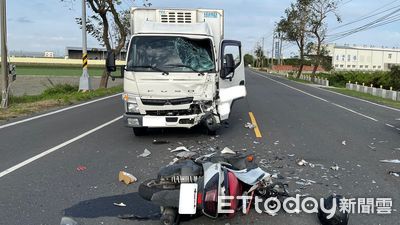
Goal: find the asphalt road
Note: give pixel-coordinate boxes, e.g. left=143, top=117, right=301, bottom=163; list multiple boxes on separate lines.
left=0, top=69, right=399, bottom=225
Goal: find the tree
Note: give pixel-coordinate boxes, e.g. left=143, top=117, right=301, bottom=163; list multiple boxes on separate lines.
left=277, top=0, right=312, bottom=78
left=308, top=0, right=341, bottom=76
left=62, top=0, right=151, bottom=88
left=244, top=54, right=255, bottom=67
left=254, top=44, right=265, bottom=68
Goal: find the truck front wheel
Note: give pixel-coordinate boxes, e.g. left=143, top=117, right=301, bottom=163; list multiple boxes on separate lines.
left=133, top=127, right=147, bottom=136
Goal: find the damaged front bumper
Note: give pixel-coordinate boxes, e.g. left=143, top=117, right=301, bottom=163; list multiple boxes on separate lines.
left=124, top=113, right=206, bottom=129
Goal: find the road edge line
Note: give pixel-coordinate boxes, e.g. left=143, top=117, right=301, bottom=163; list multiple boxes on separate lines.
left=0, top=93, right=122, bottom=130
left=0, top=116, right=123, bottom=178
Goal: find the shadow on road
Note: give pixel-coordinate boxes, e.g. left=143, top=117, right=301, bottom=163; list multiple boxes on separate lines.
left=63, top=192, right=160, bottom=221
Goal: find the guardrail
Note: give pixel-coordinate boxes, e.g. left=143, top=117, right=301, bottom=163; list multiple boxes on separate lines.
left=346, top=82, right=400, bottom=101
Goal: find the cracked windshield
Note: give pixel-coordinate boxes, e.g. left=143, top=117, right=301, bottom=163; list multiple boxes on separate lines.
left=1, top=0, right=400, bottom=225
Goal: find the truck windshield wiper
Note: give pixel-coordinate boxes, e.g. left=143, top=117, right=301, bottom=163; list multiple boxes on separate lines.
left=129, top=65, right=169, bottom=75
left=163, top=64, right=208, bottom=75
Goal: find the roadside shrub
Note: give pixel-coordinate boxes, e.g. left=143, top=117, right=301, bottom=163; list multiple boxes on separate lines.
left=42, top=84, right=78, bottom=96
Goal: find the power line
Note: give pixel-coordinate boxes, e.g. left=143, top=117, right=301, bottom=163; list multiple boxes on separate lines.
left=332, top=0, right=400, bottom=30
left=327, top=7, right=400, bottom=42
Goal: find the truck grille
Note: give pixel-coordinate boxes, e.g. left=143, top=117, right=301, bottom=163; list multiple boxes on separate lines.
left=141, top=97, right=193, bottom=106
left=161, top=11, right=193, bottom=23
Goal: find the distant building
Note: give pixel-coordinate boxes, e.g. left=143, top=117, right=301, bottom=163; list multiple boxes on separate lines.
left=9, top=51, right=46, bottom=58
left=44, top=51, right=55, bottom=58
left=65, top=47, right=127, bottom=60
left=328, top=44, right=400, bottom=71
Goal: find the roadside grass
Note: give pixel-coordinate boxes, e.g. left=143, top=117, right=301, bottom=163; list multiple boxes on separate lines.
left=288, top=76, right=313, bottom=84
left=326, top=88, right=400, bottom=109
left=14, top=64, right=105, bottom=76
left=0, top=84, right=123, bottom=121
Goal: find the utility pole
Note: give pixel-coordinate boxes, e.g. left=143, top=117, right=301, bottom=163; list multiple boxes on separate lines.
left=279, top=36, right=284, bottom=65
left=271, top=33, right=275, bottom=67
left=1, top=0, right=9, bottom=108
left=79, top=0, right=91, bottom=91
left=261, top=37, right=265, bottom=68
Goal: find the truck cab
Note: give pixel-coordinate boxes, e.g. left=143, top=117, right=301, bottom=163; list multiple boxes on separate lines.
left=107, top=8, right=246, bottom=136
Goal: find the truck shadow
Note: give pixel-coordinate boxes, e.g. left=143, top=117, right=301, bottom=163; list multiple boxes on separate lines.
left=63, top=192, right=160, bottom=221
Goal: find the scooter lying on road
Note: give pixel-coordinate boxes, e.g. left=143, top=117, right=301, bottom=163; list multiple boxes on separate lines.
left=138, top=151, right=289, bottom=225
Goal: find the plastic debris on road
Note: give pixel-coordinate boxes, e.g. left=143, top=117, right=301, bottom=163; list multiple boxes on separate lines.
left=221, top=147, right=236, bottom=154
left=389, top=171, right=400, bottom=177
left=76, top=165, right=87, bottom=171
left=60, top=217, right=78, bottom=225
left=138, top=149, right=151, bottom=158
left=297, top=159, right=314, bottom=167
left=113, top=202, right=127, bottom=207
left=331, top=165, right=339, bottom=171
left=274, top=141, right=279, bottom=145
left=245, top=122, right=256, bottom=129
left=342, top=141, right=347, bottom=146
left=119, top=171, right=137, bottom=185
left=171, top=146, right=190, bottom=152
left=380, top=159, right=400, bottom=164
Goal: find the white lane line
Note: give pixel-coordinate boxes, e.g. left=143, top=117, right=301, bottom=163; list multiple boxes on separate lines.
left=253, top=70, right=400, bottom=113
left=386, top=123, right=395, bottom=128
left=0, top=93, right=122, bottom=130
left=253, top=72, right=329, bottom=103
left=396, top=128, right=400, bottom=131
left=0, top=116, right=122, bottom=178
left=252, top=71, right=379, bottom=122
left=331, top=103, right=378, bottom=122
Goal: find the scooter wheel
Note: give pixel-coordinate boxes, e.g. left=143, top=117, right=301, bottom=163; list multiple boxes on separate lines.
left=161, top=208, right=178, bottom=225
left=139, top=179, right=165, bottom=201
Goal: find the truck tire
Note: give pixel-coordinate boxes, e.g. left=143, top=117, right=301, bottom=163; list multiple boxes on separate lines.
left=133, top=127, right=147, bottom=136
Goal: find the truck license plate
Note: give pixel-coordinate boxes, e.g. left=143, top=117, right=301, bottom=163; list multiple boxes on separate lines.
left=179, top=183, right=198, bottom=215
left=142, top=117, right=165, bottom=127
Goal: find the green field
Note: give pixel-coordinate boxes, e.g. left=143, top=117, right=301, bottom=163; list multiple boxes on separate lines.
left=13, top=64, right=105, bottom=76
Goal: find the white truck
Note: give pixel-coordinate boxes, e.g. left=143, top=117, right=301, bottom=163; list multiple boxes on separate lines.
left=106, top=8, right=246, bottom=136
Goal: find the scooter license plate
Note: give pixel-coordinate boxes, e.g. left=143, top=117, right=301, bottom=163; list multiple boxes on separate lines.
left=179, top=183, right=198, bottom=215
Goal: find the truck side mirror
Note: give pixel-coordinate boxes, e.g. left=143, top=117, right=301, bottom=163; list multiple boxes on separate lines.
left=106, top=52, right=117, bottom=72
left=221, top=54, right=235, bottom=79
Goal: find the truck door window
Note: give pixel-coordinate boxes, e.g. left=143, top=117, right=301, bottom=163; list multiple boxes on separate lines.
left=127, top=36, right=215, bottom=73
left=223, top=46, right=241, bottom=67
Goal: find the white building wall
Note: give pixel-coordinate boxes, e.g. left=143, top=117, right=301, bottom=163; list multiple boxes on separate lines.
left=329, top=44, right=400, bottom=71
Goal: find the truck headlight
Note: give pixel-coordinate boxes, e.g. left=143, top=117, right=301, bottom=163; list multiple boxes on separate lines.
left=127, top=102, right=140, bottom=113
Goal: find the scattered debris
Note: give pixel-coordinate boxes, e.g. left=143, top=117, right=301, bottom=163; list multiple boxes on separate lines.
left=389, top=171, right=400, bottom=177
left=394, top=148, right=400, bottom=151
left=76, top=165, right=87, bottom=171
left=138, top=149, right=151, bottom=158
left=342, top=141, right=347, bottom=146
left=272, top=174, right=285, bottom=179
left=245, top=122, right=256, bottom=129
left=380, top=159, right=400, bottom=164
left=331, top=165, right=340, bottom=171
left=368, top=145, right=376, bottom=150
left=372, top=180, right=376, bottom=184
left=60, top=217, right=78, bottom=225
left=357, top=164, right=362, bottom=167
left=288, top=154, right=295, bottom=157
left=119, top=171, right=137, bottom=185
left=113, top=202, right=127, bottom=207
left=176, top=151, right=197, bottom=159
left=274, top=141, right=279, bottom=145
left=152, top=140, right=170, bottom=145
left=297, top=159, right=308, bottom=166
left=253, top=141, right=260, bottom=144
left=171, top=146, right=190, bottom=153
left=221, top=147, right=236, bottom=154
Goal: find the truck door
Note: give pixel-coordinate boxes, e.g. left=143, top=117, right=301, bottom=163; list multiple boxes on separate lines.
left=217, top=40, right=247, bottom=121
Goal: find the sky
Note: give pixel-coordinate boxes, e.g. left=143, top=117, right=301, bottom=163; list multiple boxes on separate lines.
left=5, top=0, right=400, bottom=57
